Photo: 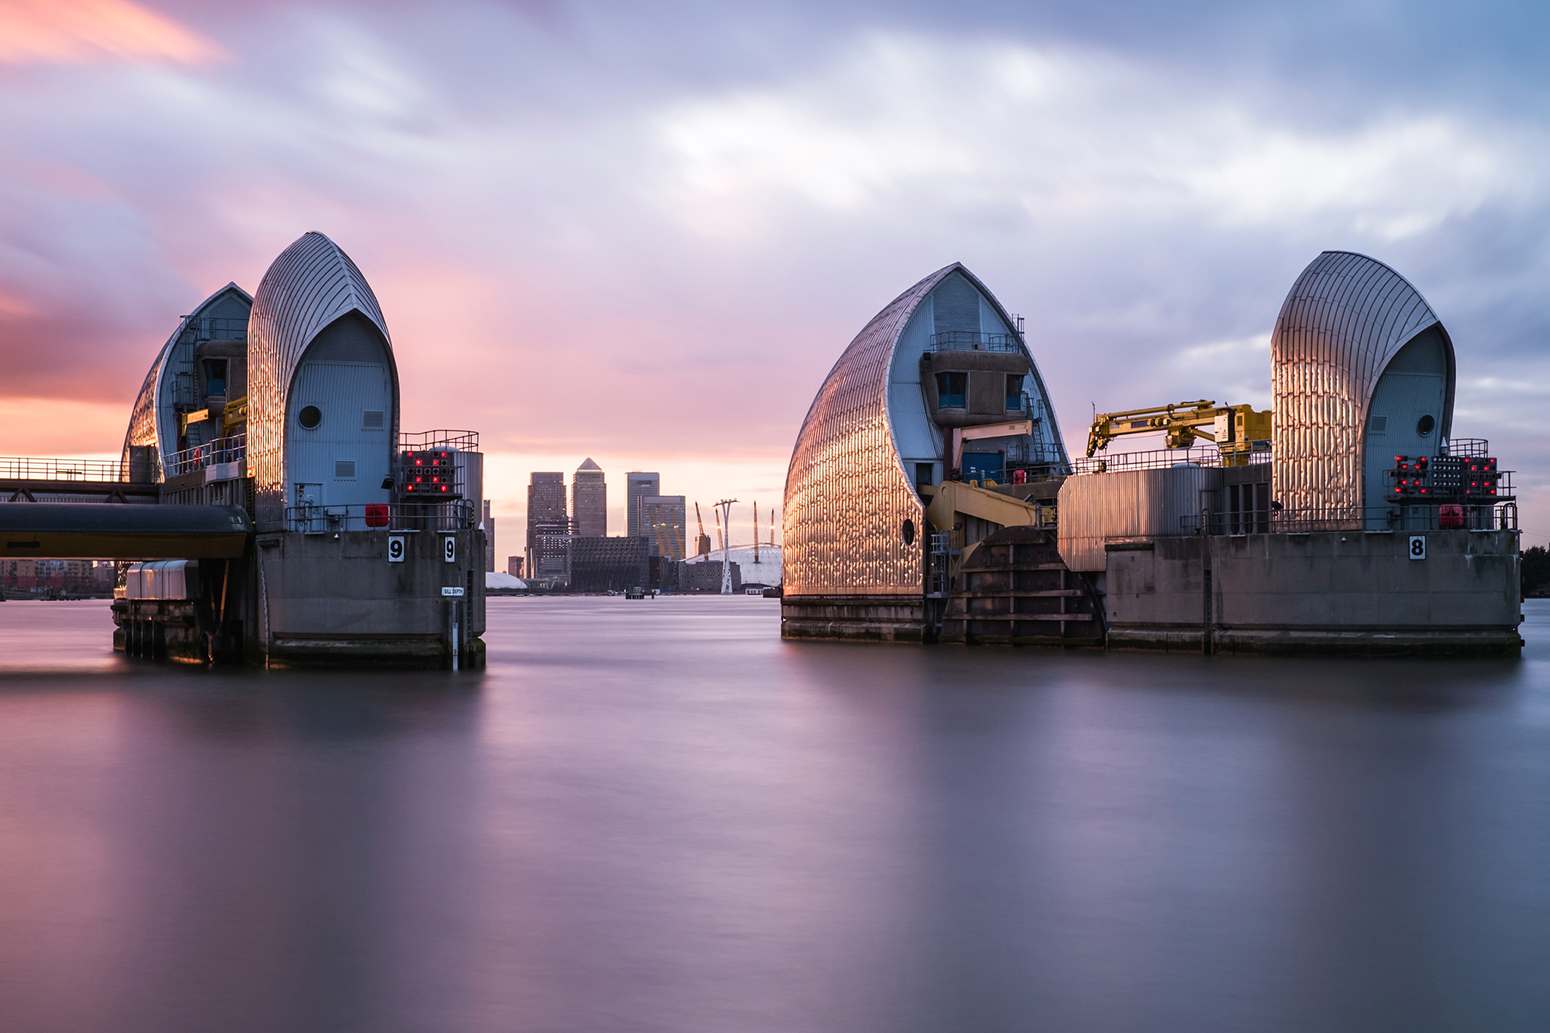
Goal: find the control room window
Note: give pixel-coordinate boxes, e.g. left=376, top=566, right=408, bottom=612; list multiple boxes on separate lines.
left=1005, top=374, right=1024, bottom=410
left=204, top=359, right=227, bottom=398
left=936, top=371, right=966, bottom=408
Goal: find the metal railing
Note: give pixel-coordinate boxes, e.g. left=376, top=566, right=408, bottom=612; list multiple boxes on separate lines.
left=926, top=331, right=1025, bottom=353
left=1181, top=502, right=1518, bottom=535
left=1072, top=446, right=1271, bottom=475
left=166, top=434, right=246, bottom=477
left=399, top=429, right=479, bottom=451
left=0, top=456, right=129, bottom=482
left=1441, top=438, right=1489, bottom=458
left=286, top=500, right=475, bottom=533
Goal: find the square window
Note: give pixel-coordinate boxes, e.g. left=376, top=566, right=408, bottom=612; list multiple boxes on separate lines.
left=1006, top=374, right=1025, bottom=410
left=203, top=359, right=227, bottom=398
left=335, top=460, right=357, bottom=479
left=935, top=371, right=966, bottom=408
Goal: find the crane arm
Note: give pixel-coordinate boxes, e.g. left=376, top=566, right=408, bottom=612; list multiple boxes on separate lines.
left=1086, top=400, right=1273, bottom=458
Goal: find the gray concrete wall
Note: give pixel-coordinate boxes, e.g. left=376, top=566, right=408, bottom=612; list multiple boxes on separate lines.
left=255, top=527, right=486, bottom=666
left=1105, top=530, right=1521, bottom=655
left=782, top=594, right=925, bottom=642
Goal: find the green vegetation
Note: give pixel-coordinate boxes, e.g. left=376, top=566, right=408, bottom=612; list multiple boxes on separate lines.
left=1523, top=546, right=1550, bottom=598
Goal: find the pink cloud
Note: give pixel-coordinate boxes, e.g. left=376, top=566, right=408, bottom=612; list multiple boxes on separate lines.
left=0, top=0, right=228, bottom=66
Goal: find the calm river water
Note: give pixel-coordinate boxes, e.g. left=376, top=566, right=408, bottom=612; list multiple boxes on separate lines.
left=0, top=596, right=1547, bottom=1032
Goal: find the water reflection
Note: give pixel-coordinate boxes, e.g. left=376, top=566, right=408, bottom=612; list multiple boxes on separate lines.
left=0, top=596, right=1545, bottom=1032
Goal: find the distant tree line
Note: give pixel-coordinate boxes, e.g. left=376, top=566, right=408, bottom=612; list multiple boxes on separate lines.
left=1524, top=546, right=1550, bottom=598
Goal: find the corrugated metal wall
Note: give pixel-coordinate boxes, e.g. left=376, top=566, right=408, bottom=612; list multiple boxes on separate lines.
left=120, top=284, right=252, bottom=483
left=247, top=233, right=399, bottom=529
left=1057, top=466, right=1222, bottom=572
left=781, top=268, right=942, bottom=596
left=287, top=361, right=392, bottom=507
left=784, top=262, right=1069, bottom=596
left=1270, top=251, right=1455, bottom=521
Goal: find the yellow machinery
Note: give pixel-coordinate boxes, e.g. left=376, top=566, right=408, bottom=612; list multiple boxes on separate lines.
left=1085, top=399, right=1272, bottom=464
left=176, top=395, right=248, bottom=438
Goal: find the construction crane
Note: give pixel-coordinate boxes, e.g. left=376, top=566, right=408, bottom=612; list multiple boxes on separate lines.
left=1086, top=399, right=1273, bottom=464
left=694, top=502, right=710, bottom=557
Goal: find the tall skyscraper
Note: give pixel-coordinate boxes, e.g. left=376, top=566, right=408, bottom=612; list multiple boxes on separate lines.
left=625, top=472, right=660, bottom=540
left=572, top=458, right=607, bottom=538
left=526, top=472, right=567, bottom=581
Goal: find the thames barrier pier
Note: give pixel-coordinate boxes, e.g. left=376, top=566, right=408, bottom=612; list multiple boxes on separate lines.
left=2, top=232, right=485, bottom=667
left=781, top=254, right=1522, bottom=655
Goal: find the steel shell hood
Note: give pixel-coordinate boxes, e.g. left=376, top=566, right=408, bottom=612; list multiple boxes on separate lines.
left=782, top=266, right=951, bottom=597
left=247, top=232, right=398, bottom=527
left=1271, top=251, right=1456, bottom=517
left=121, top=281, right=252, bottom=482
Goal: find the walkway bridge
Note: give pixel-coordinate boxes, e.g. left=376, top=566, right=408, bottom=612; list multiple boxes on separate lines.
left=0, top=457, right=250, bottom=559
left=1, top=456, right=159, bottom=504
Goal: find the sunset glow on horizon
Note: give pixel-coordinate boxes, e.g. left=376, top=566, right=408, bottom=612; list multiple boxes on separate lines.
left=4, top=1, right=1550, bottom=547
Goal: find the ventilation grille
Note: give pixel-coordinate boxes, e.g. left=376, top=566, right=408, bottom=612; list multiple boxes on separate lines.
left=363, top=410, right=385, bottom=429
left=335, top=460, right=357, bottom=479
left=1369, top=415, right=1388, bottom=435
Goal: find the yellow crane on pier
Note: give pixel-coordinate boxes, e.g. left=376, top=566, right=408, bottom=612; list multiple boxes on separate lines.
left=1086, top=399, right=1273, bottom=464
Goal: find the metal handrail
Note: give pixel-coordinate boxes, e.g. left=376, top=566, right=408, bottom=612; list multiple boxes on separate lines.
left=286, top=500, right=476, bottom=533
left=1072, top=446, right=1271, bottom=475
left=399, top=429, right=479, bottom=451
left=0, top=456, right=130, bottom=482
left=1181, top=503, right=1518, bottom=535
left=166, top=434, right=247, bottom=477
left=1441, top=438, right=1489, bottom=458
left=926, top=331, right=1025, bottom=353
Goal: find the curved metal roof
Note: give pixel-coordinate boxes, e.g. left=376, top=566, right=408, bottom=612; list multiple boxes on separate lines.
left=247, top=232, right=397, bottom=527
left=1271, top=250, right=1456, bottom=516
left=120, top=281, right=252, bottom=481
left=783, top=262, right=1061, bottom=597
left=783, top=267, right=945, bottom=595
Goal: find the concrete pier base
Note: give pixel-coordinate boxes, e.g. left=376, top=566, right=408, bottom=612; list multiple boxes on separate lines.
left=781, top=594, right=926, bottom=642
left=254, top=528, right=486, bottom=668
left=1104, top=529, right=1522, bottom=657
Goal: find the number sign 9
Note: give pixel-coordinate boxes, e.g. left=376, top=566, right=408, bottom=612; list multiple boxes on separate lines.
left=443, top=536, right=456, bottom=563
left=387, top=535, right=406, bottom=563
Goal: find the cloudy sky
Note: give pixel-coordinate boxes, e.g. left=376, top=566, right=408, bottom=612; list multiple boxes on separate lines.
left=3, top=0, right=1549, bottom=548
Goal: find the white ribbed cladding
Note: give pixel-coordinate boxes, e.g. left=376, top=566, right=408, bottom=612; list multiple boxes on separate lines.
left=247, top=232, right=398, bottom=528
left=120, top=282, right=252, bottom=482
left=1271, top=251, right=1456, bottom=520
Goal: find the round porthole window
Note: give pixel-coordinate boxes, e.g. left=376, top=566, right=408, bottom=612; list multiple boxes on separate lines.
left=902, top=518, right=916, bottom=546
left=299, top=405, right=322, bottom=429
left=1417, top=414, right=1435, bottom=436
